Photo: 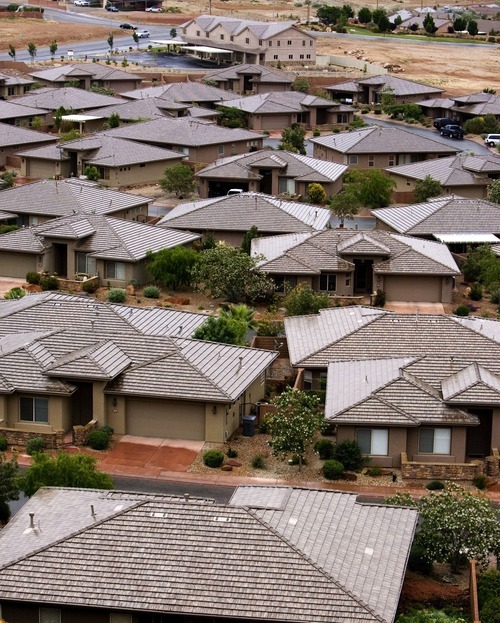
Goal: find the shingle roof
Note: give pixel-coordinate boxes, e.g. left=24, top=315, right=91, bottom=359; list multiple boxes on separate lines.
left=181, top=15, right=304, bottom=40
left=158, top=192, right=331, bottom=233
left=203, top=63, right=295, bottom=84
left=44, top=340, right=131, bottom=380
left=11, top=86, right=124, bottom=111
left=0, top=485, right=417, bottom=623
left=310, top=126, right=459, bottom=155
left=0, top=122, right=56, bottom=148
left=0, top=179, right=151, bottom=218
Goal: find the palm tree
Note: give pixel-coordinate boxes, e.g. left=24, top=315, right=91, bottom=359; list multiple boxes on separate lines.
left=219, top=304, right=257, bottom=331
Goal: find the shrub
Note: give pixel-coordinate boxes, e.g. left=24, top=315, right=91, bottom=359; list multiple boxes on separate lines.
left=107, top=288, right=127, bottom=303
left=482, top=598, right=500, bottom=623
left=289, top=454, right=307, bottom=465
left=473, top=473, right=489, bottom=490
left=331, top=440, right=365, bottom=471
left=323, top=459, right=344, bottom=480
left=203, top=450, right=225, bottom=468
left=226, top=447, right=238, bottom=458
left=143, top=285, right=161, bottom=299
left=470, top=282, right=483, bottom=301
left=40, top=276, right=59, bottom=291
left=454, top=304, right=471, bottom=316
left=306, top=182, right=327, bottom=204
left=478, top=570, right=500, bottom=609
left=87, top=430, right=111, bottom=450
left=313, top=438, right=334, bottom=460
left=258, top=416, right=271, bottom=434
left=0, top=436, right=8, bottom=451
left=25, top=271, right=40, bottom=285
left=366, top=465, right=383, bottom=477
left=26, top=437, right=45, bottom=455
left=251, top=454, right=266, bottom=469
left=426, top=480, right=445, bottom=490
left=100, top=425, right=114, bottom=437
left=313, top=127, right=321, bottom=137
left=408, top=542, right=433, bottom=575
left=373, top=289, right=386, bottom=307
left=81, top=279, right=99, bottom=294
left=0, top=500, right=11, bottom=523
left=490, top=289, right=500, bottom=304
left=4, top=287, right=25, bottom=300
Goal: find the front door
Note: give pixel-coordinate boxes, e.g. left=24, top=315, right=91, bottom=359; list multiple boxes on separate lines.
left=466, top=409, right=492, bottom=459
left=52, top=243, right=67, bottom=277
left=259, top=169, right=272, bottom=194
left=353, top=259, right=373, bottom=294
left=71, top=382, right=93, bottom=427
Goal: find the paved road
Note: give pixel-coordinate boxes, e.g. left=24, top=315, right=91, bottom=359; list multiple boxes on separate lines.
left=314, top=30, right=493, bottom=48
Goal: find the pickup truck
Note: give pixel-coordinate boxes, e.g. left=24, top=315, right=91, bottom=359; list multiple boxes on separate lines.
left=440, top=124, right=464, bottom=139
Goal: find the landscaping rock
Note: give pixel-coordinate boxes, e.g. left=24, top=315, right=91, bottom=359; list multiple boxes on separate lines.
left=221, top=465, right=233, bottom=471
left=225, top=459, right=242, bottom=467
left=342, top=472, right=358, bottom=481
left=126, top=284, right=135, bottom=296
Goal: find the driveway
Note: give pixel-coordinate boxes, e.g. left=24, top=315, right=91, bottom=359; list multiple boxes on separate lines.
left=0, top=277, right=26, bottom=298
left=384, top=302, right=444, bottom=314
left=99, top=436, right=204, bottom=476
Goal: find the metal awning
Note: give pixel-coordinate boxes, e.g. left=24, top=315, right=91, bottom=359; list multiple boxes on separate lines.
left=433, top=233, right=500, bottom=243
left=61, top=115, right=103, bottom=122
left=149, top=40, right=188, bottom=45
left=183, top=45, right=233, bottom=53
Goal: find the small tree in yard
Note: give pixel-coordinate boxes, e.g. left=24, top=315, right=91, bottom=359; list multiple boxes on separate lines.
left=27, top=41, right=37, bottom=63
left=8, top=44, right=15, bottom=60
left=328, top=188, right=360, bottom=226
left=413, top=175, right=443, bottom=203
left=170, top=27, right=177, bottom=39
left=241, top=225, right=259, bottom=255
left=49, top=40, right=58, bottom=60
left=423, top=13, right=437, bottom=35
left=306, top=183, right=327, bottom=204
left=160, top=163, right=196, bottom=198
left=488, top=179, right=500, bottom=204
left=292, top=77, right=311, bottom=93
left=0, top=453, right=20, bottom=522
left=146, top=246, right=199, bottom=290
left=133, top=31, right=140, bottom=47
left=193, top=314, right=248, bottom=345
left=279, top=123, right=306, bottom=155
left=283, top=283, right=330, bottom=316
left=468, top=19, right=479, bottom=37
left=107, top=32, right=114, bottom=53
left=267, top=387, right=326, bottom=470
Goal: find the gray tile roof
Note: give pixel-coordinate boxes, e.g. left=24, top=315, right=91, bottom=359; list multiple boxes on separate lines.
left=0, top=485, right=417, bottom=623
left=203, top=63, right=295, bottom=85
left=0, top=293, right=277, bottom=401
left=310, top=126, right=459, bottom=155
left=0, top=72, right=34, bottom=87
left=111, top=304, right=207, bottom=336
left=0, top=179, right=151, bottom=218
left=253, top=229, right=459, bottom=276
left=0, top=209, right=15, bottom=221
left=0, top=100, right=49, bottom=121
left=11, top=86, right=124, bottom=111
left=441, top=362, right=500, bottom=404
left=17, top=142, right=70, bottom=161
left=326, top=75, right=443, bottom=98
left=452, top=92, right=500, bottom=116
left=29, top=63, right=140, bottom=84
left=158, top=192, right=331, bottom=233
left=222, top=90, right=337, bottom=114
left=182, top=15, right=302, bottom=40
left=372, top=195, right=500, bottom=235
left=0, top=121, right=56, bottom=148
left=121, top=81, right=235, bottom=103
left=417, top=97, right=456, bottom=111
left=85, top=96, right=189, bottom=121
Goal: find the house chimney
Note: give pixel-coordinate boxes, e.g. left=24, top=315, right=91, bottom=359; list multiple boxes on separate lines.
left=184, top=493, right=190, bottom=503
left=29, top=513, right=35, bottom=529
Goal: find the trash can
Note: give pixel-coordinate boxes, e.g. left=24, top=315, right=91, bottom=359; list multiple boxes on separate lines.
left=242, top=415, right=257, bottom=437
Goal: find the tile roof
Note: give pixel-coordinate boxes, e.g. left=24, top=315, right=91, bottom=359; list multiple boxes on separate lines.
left=17, top=142, right=70, bottom=162
left=0, top=122, right=56, bottom=148
left=441, top=362, right=500, bottom=404
left=203, top=63, right=295, bottom=84
left=222, top=90, right=337, bottom=114
left=452, top=92, right=500, bottom=116
left=372, top=195, right=500, bottom=235
left=85, top=96, right=189, bottom=121
left=0, top=485, right=417, bottom=623
left=310, top=126, right=459, bottom=155
left=0, top=72, right=34, bottom=87
left=181, top=15, right=303, bottom=40
left=0, top=100, right=49, bottom=121
left=121, top=80, right=235, bottom=103
left=44, top=340, right=131, bottom=380
left=10, top=86, right=124, bottom=111
left=158, top=192, right=331, bottom=233
left=0, top=179, right=151, bottom=218
left=326, top=75, right=443, bottom=97
left=29, top=63, right=140, bottom=84
left=416, top=97, right=456, bottom=111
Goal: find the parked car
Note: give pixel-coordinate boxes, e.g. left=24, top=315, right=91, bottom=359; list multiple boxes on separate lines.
left=120, top=22, right=137, bottom=29
left=106, top=4, right=119, bottom=10
left=137, top=29, right=150, bottom=38
left=74, top=0, right=90, bottom=6
left=484, top=134, right=500, bottom=147
left=145, top=5, right=162, bottom=10
left=440, top=124, right=464, bottom=139
left=433, top=117, right=455, bottom=130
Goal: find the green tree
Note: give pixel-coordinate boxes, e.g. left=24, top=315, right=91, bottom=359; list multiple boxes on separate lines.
left=372, top=8, right=389, bottom=30
left=107, top=32, right=114, bottom=53
left=358, top=7, right=372, bottom=23
left=193, top=314, right=248, bottom=345
left=267, top=387, right=326, bottom=470
left=340, top=169, right=395, bottom=209
left=8, top=43, right=16, bottom=60
left=341, top=3, right=354, bottom=18
left=317, top=5, right=342, bottom=24
left=215, top=105, right=247, bottom=128
left=19, top=452, right=114, bottom=497
left=133, top=31, right=140, bottom=47
left=306, top=182, right=327, bottom=204
left=0, top=170, right=17, bottom=189
left=54, top=106, right=68, bottom=131
left=4, top=287, right=26, bottom=300
left=27, top=41, right=37, bottom=63
left=413, top=175, right=443, bottom=202
left=241, top=225, right=259, bottom=255
left=283, top=283, right=330, bottom=316
left=328, top=189, right=360, bottom=226
left=423, top=13, right=437, bottom=35
left=160, top=163, right=196, bottom=198
left=453, top=16, right=467, bottom=32
left=49, top=40, right=58, bottom=59
left=192, top=244, right=274, bottom=303
left=292, top=77, right=311, bottom=93
left=488, top=179, right=500, bottom=204
left=380, top=86, right=396, bottom=112
left=170, top=27, right=177, bottom=38
left=219, top=303, right=257, bottom=330
left=108, top=112, right=120, bottom=128
left=0, top=453, right=20, bottom=522
left=146, top=246, right=199, bottom=290
left=90, top=84, right=115, bottom=96
left=84, top=165, right=99, bottom=181
left=279, top=123, right=306, bottom=155
left=468, top=19, right=479, bottom=37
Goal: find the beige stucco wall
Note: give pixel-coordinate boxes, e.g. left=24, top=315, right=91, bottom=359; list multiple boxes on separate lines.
left=388, top=173, right=490, bottom=201
left=336, top=424, right=407, bottom=468
left=96, top=159, right=182, bottom=187
left=189, top=138, right=263, bottom=166
left=491, top=408, right=500, bottom=450
left=0, top=251, right=38, bottom=278
left=407, top=426, right=467, bottom=463
left=0, top=394, right=71, bottom=433
left=311, top=146, right=450, bottom=170
left=20, top=156, right=72, bottom=180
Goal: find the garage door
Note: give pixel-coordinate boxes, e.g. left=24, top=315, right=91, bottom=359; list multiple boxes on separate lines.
left=383, top=276, right=442, bottom=303
left=126, top=399, right=206, bottom=440
left=0, top=252, right=37, bottom=278
left=261, top=115, right=290, bottom=131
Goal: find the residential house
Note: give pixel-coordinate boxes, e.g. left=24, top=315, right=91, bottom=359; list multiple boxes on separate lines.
left=0, top=485, right=417, bottom=623
left=416, top=97, right=457, bottom=120
left=0, top=213, right=199, bottom=283
left=196, top=149, right=347, bottom=198
left=121, top=80, right=235, bottom=108
left=104, top=117, right=264, bottom=165
left=0, top=178, right=152, bottom=227
left=0, top=71, right=33, bottom=99
left=310, top=126, right=459, bottom=170
left=19, top=134, right=186, bottom=187
left=399, top=15, right=451, bottom=34
left=0, top=100, right=49, bottom=127
left=386, top=153, right=500, bottom=202
left=220, top=91, right=355, bottom=131
left=29, top=63, right=142, bottom=94
left=202, top=63, right=295, bottom=94
left=285, top=305, right=500, bottom=466
left=181, top=15, right=317, bottom=65
left=450, top=92, right=500, bottom=124
left=325, top=74, right=444, bottom=105
left=0, top=292, right=275, bottom=443
left=0, top=122, right=56, bottom=167
left=252, top=229, right=459, bottom=301
left=158, top=192, right=331, bottom=246
left=372, top=195, right=500, bottom=252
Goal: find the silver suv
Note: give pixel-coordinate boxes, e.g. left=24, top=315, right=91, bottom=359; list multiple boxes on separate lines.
left=484, top=134, right=500, bottom=147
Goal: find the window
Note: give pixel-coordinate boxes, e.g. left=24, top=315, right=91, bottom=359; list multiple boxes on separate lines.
left=306, top=54, right=311, bottom=59
left=196, top=30, right=200, bottom=36
left=345, top=276, right=351, bottom=287
left=302, top=40, right=306, bottom=46
left=310, top=40, right=313, bottom=46
left=269, top=40, right=272, bottom=46
left=287, top=39, right=292, bottom=45
left=300, top=54, right=304, bottom=59
left=348, top=155, right=358, bottom=165
left=20, top=397, right=49, bottom=423
left=245, top=37, right=250, bottom=44
left=110, top=614, right=132, bottom=623
left=368, top=155, right=375, bottom=167
left=259, top=39, right=262, bottom=45
left=277, top=40, right=281, bottom=46
left=205, top=31, right=210, bottom=37
left=319, top=273, right=337, bottom=292
left=337, top=113, right=348, bottom=124
left=273, top=54, right=278, bottom=60
left=288, top=54, right=293, bottom=60
left=105, top=261, right=126, bottom=280
left=304, top=370, right=313, bottom=390
left=40, top=608, right=61, bottom=623
left=220, top=34, right=224, bottom=40
left=388, top=154, right=395, bottom=167
left=273, top=275, right=297, bottom=293
left=278, top=177, right=296, bottom=194
left=230, top=35, right=234, bottom=41
left=218, top=145, right=224, bottom=154
left=140, top=163, right=145, bottom=168
left=76, top=253, right=97, bottom=275
left=8, top=86, right=15, bottom=96
left=98, top=167, right=110, bottom=180
left=357, top=429, right=388, bottom=455
left=419, top=428, right=451, bottom=454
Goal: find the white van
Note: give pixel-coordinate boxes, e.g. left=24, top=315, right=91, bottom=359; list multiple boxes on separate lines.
left=484, top=134, right=500, bottom=147
left=227, top=189, right=243, bottom=196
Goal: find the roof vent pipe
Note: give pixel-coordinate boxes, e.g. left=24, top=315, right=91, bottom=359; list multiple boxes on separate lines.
left=184, top=493, right=190, bottom=503
left=29, top=513, right=35, bottom=529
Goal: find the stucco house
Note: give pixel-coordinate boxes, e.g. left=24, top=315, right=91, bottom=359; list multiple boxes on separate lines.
left=0, top=100, right=49, bottom=127
left=451, top=92, right=500, bottom=124
left=0, top=71, right=33, bottom=99
left=19, top=134, right=185, bottom=187
left=196, top=149, right=347, bottom=198
left=0, top=292, right=276, bottom=445
left=284, top=306, right=500, bottom=468
left=0, top=178, right=151, bottom=227
left=0, top=485, right=417, bottom=623
left=29, top=63, right=142, bottom=94
left=386, top=153, right=500, bottom=202
left=219, top=91, right=355, bottom=131
left=325, top=75, right=444, bottom=105
left=252, top=229, right=459, bottom=302
left=202, top=63, right=295, bottom=94
left=121, top=80, right=235, bottom=108
left=181, top=15, right=317, bottom=65
left=310, top=126, right=460, bottom=170
left=158, top=192, right=331, bottom=246
left=0, top=213, right=199, bottom=283
left=0, top=122, right=56, bottom=167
